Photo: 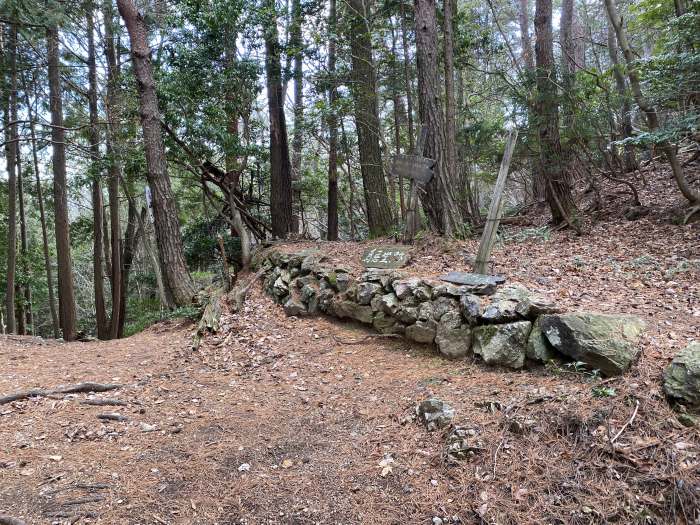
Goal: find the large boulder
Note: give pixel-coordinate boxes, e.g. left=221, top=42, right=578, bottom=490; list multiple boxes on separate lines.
left=473, top=321, right=532, bottom=369
left=664, top=343, right=700, bottom=409
left=435, top=311, right=472, bottom=358
left=539, top=313, right=645, bottom=376
left=406, top=319, right=437, bottom=344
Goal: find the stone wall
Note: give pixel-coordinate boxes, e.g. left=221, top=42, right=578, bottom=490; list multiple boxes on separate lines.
left=257, top=249, right=646, bottom=376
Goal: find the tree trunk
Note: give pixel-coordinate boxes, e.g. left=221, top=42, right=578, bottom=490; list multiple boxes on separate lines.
left=117, top=201, right=141, bottom=338
left=327, top=0, right=339, bottom=241
left=4, top=22, right=18, bottom=334
left=103, top=0, right=123, bottom=338
left=604, top=0, right=698, bottom=204
left=47, top=24, right=78, bottom=341
left=263, top=0, right=294, bottom=239
left=414, top=0, right=459, bottom=233
left=534, top=0, right=578, bottom=225
left=347, top=0, right=393, bottom=237
left=443, top=0, right=459, bottom=224
left=606, top=23, right=637, bottom=173
left=87, top=4, right=109, bottom=339
left=400, top=1, right=415, bottom=152
left=117, top=0, right=197, bottom=305
left=290, top=0, right=304, bottom=234
left=518, top=0, right=534, bottom=70
left=23, top=74, right=60, bottom=339
left=17, top=149, right=32, bottom=334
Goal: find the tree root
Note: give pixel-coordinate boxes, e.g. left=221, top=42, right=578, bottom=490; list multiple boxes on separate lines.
left=0, top=383, right=120, bottom=405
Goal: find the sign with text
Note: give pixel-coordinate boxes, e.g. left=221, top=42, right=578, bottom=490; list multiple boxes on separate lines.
left=361, top=246, right=411, bottom=269
left=390, top=154, right=435, bottom=185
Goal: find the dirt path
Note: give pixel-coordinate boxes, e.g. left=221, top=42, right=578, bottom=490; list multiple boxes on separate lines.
left=1, top=282, right=698, bottom=524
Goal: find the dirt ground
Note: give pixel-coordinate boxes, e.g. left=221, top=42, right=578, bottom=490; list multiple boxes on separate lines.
left=1, top=169, right=699, bottom=524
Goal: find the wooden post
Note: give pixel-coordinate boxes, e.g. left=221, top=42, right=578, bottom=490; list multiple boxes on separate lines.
left=402, top=127, right=428, bottom=243
left=473, top=129, right=518, bottom=274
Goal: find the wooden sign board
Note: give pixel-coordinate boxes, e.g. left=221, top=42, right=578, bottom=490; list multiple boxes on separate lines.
left=361, top=246, right=411, bottom=269
left=391, top=154, right=435, bottom=185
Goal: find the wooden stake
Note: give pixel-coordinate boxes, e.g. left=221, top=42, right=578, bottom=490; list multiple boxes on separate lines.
left=473, top=129, right=518, bottom=274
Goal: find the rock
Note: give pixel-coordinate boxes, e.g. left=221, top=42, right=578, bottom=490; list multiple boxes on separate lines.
left=357, top=282, right=383, bottom=306
left=406, top=319, right=437, bottom=344
left=432, top=296, right=459, bottom=321
left=413, top=285, right=432, bottom=301
left=526, top=317, right=558, bottom=362
left=335, top=272, right=351, bottom=292
left=663, top=342, right=700, bottom=409
left=473, top=321, right=532, bottom=369
left=317, top=288, right=335, bottom=313
left=272, top=276, right=289, bottom=299
left=480, top=285, right=530, bottom=323
left=540, top=313, right=646, bottom=376
left=439, top=272, right=505, bottom=295
left=140, top=423, right=158, bottom=433
left=624, top=205, right=650, bottom=221
left=416, top=398, right=455, bottom=431
left=392, top=277, right=422, bottom=300
left=431, top=282, right=475, bottom=298
left=515, top=295, right=560, bottom=319
left=435, top=311, right=472, bottom=358
left=445, top=426, right=481, bottom=461
left=396, top=306, right=418, bottom=324
left=300, top=252, right=328, bottom=274
left=373, top=312, right=402, bottom=334
left=332, top=300, right=374, bottom=325
left=361, top=269, right=401, bottom=290
left=379, top=293, right=401, bottom=316
left=417, top=301, right=435, bottom=322
left=460, top=294, right=482, bottom=325
left=283, top=291, right=308, bottom=317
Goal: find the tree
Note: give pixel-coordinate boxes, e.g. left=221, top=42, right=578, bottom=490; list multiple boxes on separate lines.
left=347, top=0, right=393, bottom=237
left=290, top=0, right=304, bottom=233
left=47, top=22, right=78, bottom=340
left=534, top=0, right=578, bottom=227
left=263, top=0, right=294, bottom=238
left=414, top=0, right=459, bottom=233
left=117, top=0, right=197, bottom=306
left=604, top=0, right=699, bottom=205
left=326, top=0, right=339, bottom=240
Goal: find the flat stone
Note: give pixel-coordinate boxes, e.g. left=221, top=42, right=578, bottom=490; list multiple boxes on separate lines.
left=540, top=313, right=645, bottom=376
left=473, top=321, right=532, bottom=369
left=439, top=272, right=505, bottom=295
left=361, top=246, right=411, bottom=268
left=431, top=282, right=476, bottom=298
left=515, top=295, right=561, bottom=319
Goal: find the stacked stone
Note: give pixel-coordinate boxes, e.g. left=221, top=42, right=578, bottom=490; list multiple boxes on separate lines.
left=260, top=250, right=646, bottom=376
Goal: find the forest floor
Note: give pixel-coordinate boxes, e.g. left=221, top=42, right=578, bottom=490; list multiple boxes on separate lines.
left=1, top=163, right=699, bottom=524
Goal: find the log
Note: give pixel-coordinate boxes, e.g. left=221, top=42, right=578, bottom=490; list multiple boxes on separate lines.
left=0, top=383, right=120, bottom=406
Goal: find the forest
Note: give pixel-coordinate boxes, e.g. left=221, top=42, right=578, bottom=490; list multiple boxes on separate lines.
left=0, top=0, right=699, bottom=522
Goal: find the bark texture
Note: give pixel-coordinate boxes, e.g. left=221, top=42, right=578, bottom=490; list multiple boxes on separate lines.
left=326, top=0, right=339, bottom=240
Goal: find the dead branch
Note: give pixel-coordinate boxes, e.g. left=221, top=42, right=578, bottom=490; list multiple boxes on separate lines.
left=80, top=398, right=126, bottom=406
left=611, top=400, right=640, bottom=444
left=97, top=413, right=129, bottom=422
left=0, top=383, right=120, bottom=405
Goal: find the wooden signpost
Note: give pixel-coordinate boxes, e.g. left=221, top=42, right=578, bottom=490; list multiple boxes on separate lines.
left=473, top=129, right=518, bottom=274
left=394, top=127, right=433, bottom=244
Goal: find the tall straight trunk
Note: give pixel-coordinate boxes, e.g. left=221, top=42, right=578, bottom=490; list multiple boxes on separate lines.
left=414, top=0, right=459, bottom=233
left=390, top=19, right=406, bottom=219
left=103, top=0, right=123, bottom=337
left=443, top=0, right=458, bottom=222
left=87, top=4, right=109, bottom=339
left=560, top=0, right=575, bottom=74
left=604, top=0, right=697, bottom=204
left=47, top=24, right=78, bottom=341
left=17, top=151, right=32, bottom=334
left=326, top=0, right=339, bottom=241
left=400, top=1, right=415, bottom=152
left=290, top=0, right=303, bottom=233
left=347, top=0, right=393, bottom=237
left=518, top=0, right=534, bottom=70
left=340, top=119, right=356, bottom=239
left=263, top=0, right=294, bottom=238
left=117, top=0, right=196, bottom=306
left=4, top=23, right=18, bottom=334
left=24, top=74, right=60, bottom=338
left=606, top=23, right=637, bottom=173
left=534, top=0, right=578, bottom=225
left=118, top=202, right=141, bottom=338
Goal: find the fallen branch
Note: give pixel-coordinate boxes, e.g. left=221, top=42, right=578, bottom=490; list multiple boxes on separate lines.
left=0, top=516, right=27, bottom=525
left=331, top=333, right=401, bottom=345
left=97, top=413, right=128, bottom=422
left=80, top=398, right=126, bottom=407
left=0, top=383, right=120, bottom=405
left=229, top=268, right=266, bottom=312
left=611, top=400, right=640, bottom=444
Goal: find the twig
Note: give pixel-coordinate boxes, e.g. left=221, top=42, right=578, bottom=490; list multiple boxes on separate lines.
left=331, top=333, right=401, bottom=345
left=97, top=413, right=128, bottom=422
left=80, top=398, right=126, bottom=406
left=492, top=438, right=504, bottom=480
left=610, top=400, right=640, bottom=444
left=0, top=383, right=120, bottom=405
